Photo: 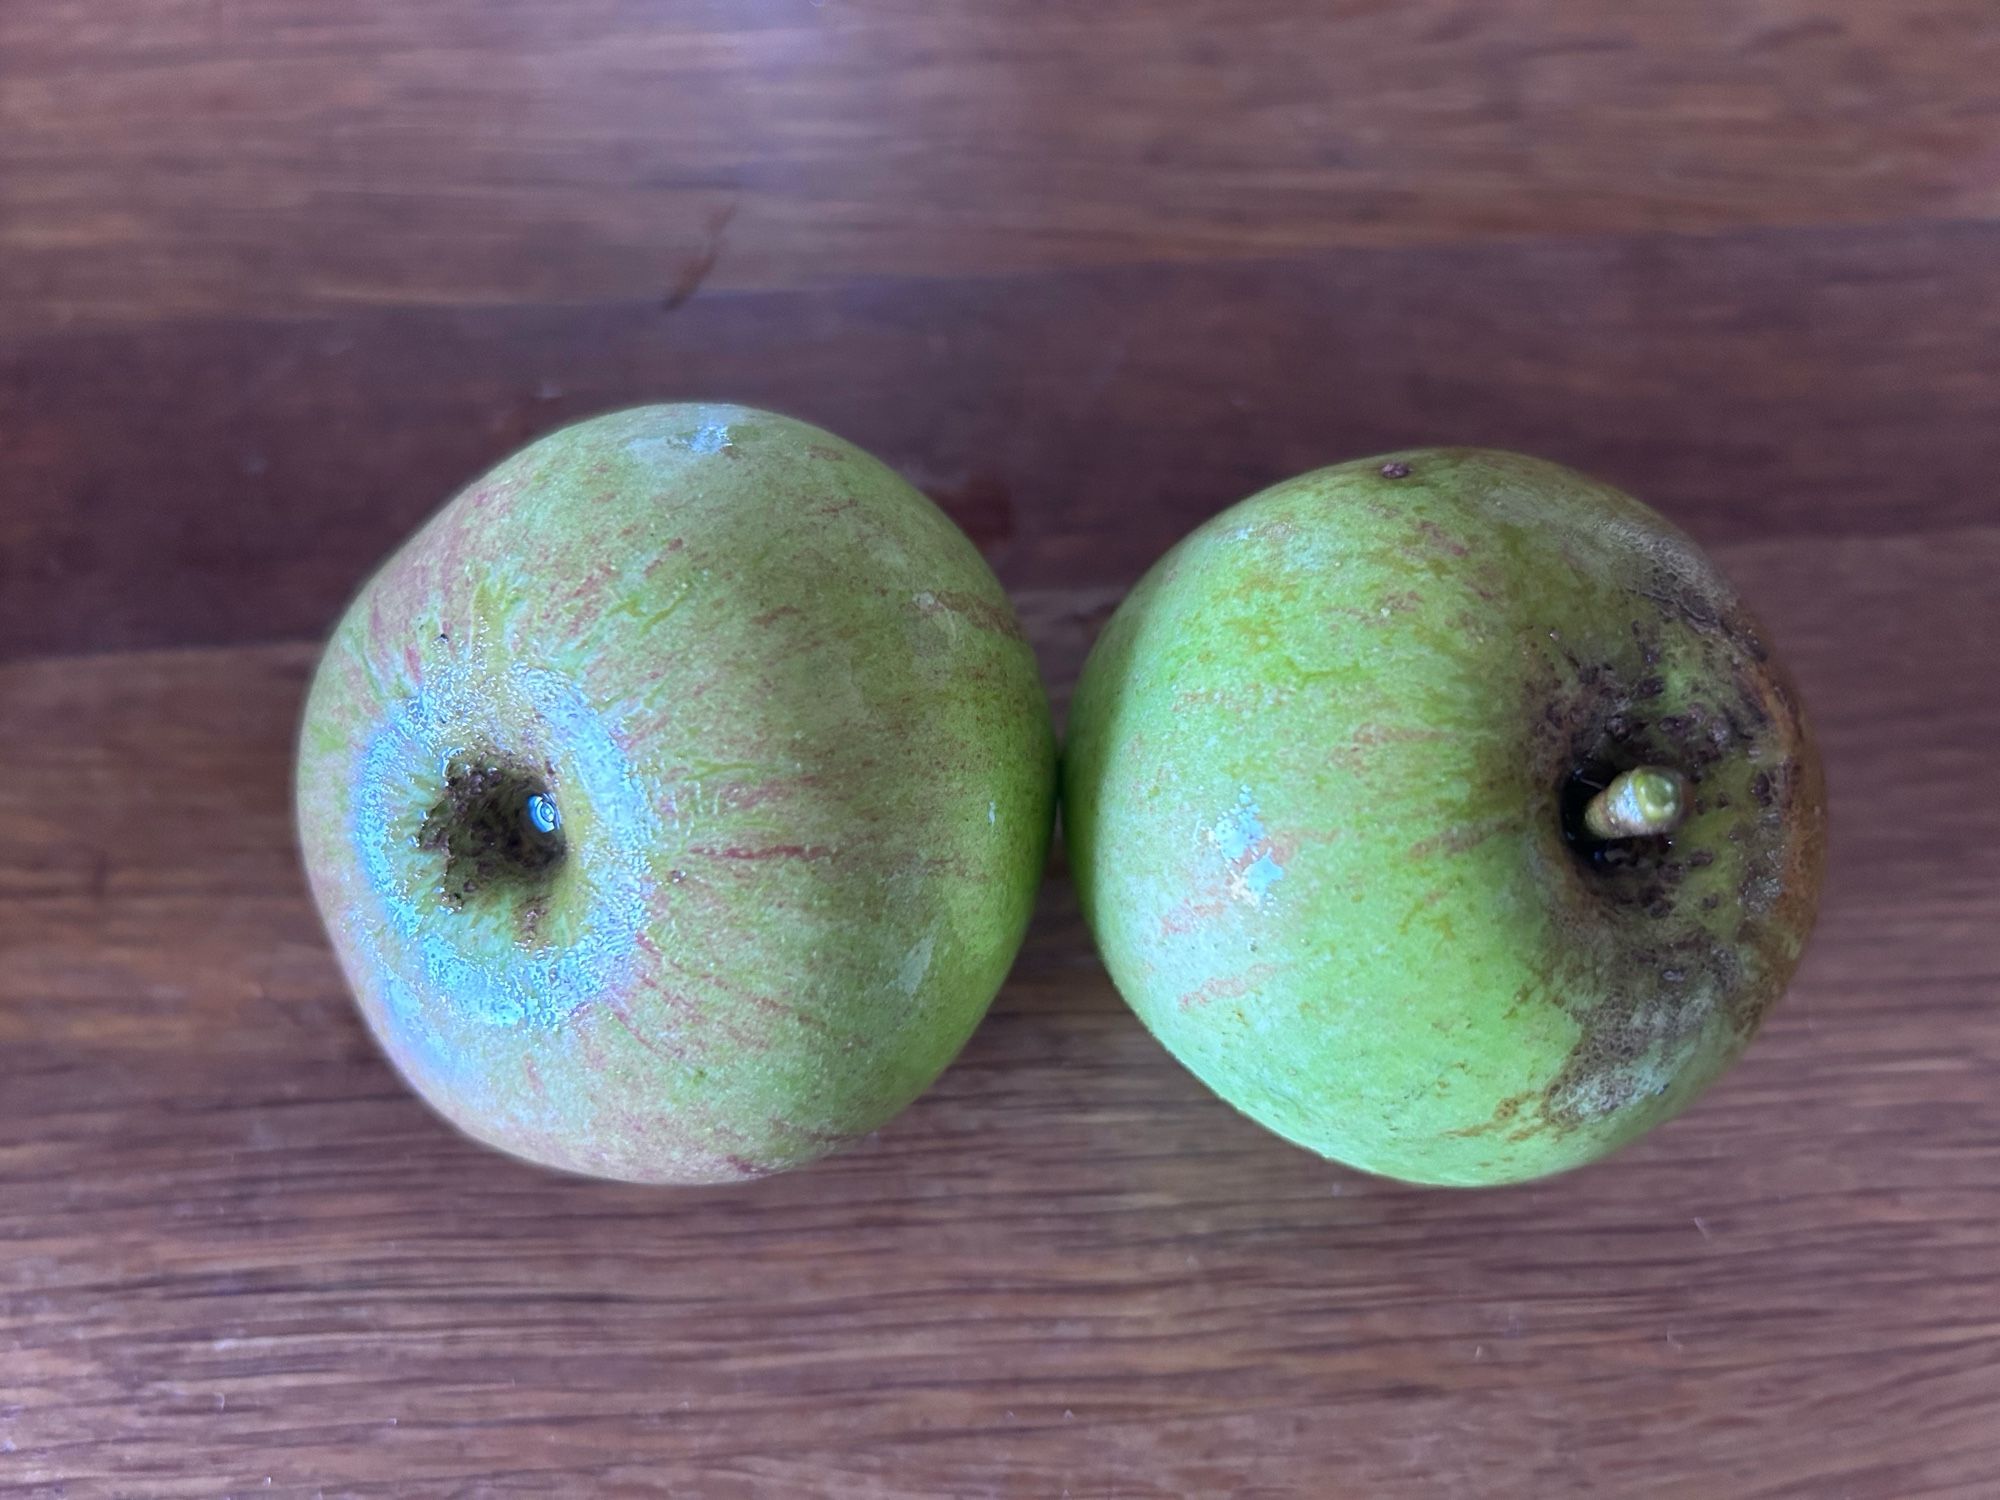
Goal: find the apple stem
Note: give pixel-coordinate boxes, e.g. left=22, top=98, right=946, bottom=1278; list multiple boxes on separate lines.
left=1583, top=767, right=1689, bottom=840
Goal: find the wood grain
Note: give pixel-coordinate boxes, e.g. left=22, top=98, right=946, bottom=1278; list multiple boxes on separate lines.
left=5, top=1, right=2000, bottom=1495
left=4, top=1, right=2000, bottom=335
left=7, top=219, right=2000, bottom=664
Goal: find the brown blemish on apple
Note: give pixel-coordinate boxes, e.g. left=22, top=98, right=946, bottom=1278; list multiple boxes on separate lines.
left=1407, top=815, right=1515, bottom=860
left=1537, top=933, right=1750, bottom=1132
left=1445, top=1089, right=1537, bottom=1140
left=1414, top=519, right=1469, bottom=557
left=1481, top=557, right=1826, bottom=1146
left=1397, top=886, right=1451, bottom=934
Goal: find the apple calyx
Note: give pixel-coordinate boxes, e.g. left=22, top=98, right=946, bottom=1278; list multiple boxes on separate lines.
left=1581, top=766, right=1689, bottom=841
left=415, top=756, right=566, bottom=915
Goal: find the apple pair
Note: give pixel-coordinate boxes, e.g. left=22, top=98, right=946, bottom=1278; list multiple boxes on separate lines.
left=298, top=407, right=1824, bottom=1188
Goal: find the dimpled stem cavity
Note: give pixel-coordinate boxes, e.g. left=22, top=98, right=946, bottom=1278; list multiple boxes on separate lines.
left=1582, top=766, right=1689, bottom=842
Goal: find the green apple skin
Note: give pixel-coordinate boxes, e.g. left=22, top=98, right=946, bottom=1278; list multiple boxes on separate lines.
left=1063, top=450, right=1826, bottom=1186
left=297, top=405, right=1055, bottom=1185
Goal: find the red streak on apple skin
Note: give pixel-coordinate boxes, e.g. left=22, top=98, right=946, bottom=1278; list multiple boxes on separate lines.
left=1176, top=964, right=1283, bottom=1011
left=658, top=948, right=845, bottom=1042
left=1159, top=897, right=1228, bottom=937
left=1414, top=518, right=1470, bottom=558
left=641, top=537, right=686, bottom=577
left=697, top=775, right=822, bottom=815
left=738, top=986, right=837, bottom=1036
left=564, top=560, right=616, bottom=604
left=366, top=591, right=391, bottom=661
left=689, top=844, right=834, bottom=862
left=605, top=1005, right=688, bottom=1065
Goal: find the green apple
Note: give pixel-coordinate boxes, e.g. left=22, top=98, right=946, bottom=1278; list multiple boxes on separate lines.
left=297, top=405, right=1055, bottom=1184
left=1063, top=449, right=1825, bottom=1185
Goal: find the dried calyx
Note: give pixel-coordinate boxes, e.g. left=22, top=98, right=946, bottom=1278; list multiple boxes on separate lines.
left=416, top=757, right=566, bottom=909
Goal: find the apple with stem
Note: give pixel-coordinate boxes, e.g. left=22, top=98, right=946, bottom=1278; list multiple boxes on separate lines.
left=1062, top=449, right=1826, bottom=1185
left=297, top=405, right=1055, bottom=1184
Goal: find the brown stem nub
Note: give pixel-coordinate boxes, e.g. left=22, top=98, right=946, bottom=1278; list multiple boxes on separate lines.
left=1583, top=767, right=1689, bottom=840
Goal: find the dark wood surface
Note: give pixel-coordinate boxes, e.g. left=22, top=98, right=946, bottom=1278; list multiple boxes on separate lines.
left=3, top=4, right=1998, bottom=1497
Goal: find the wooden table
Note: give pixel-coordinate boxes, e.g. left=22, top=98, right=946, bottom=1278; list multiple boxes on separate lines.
left=4, top=5, right=1997, bottom=1496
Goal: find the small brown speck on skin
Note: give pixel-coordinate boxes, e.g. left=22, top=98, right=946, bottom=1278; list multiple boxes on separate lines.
left=1380, top=462, right=1413, bottom=479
